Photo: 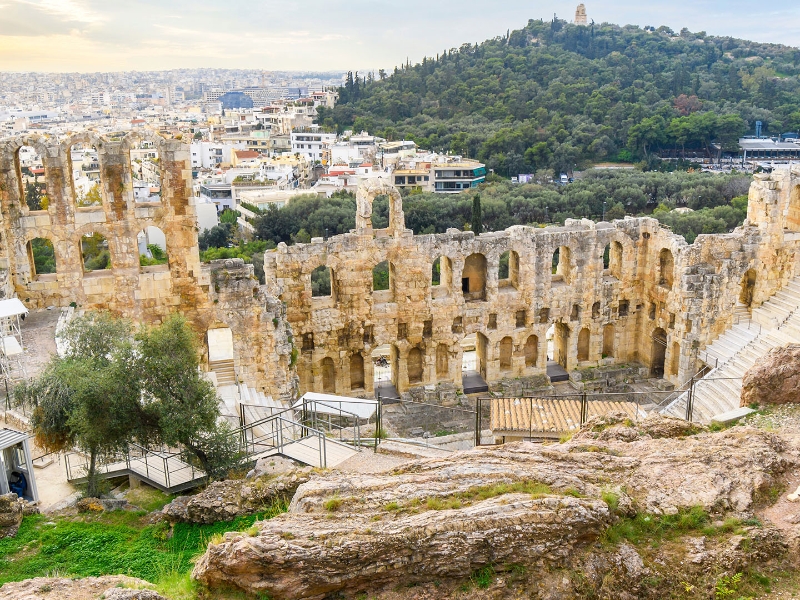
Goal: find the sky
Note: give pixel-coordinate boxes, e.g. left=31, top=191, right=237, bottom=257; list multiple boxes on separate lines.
left=0, top=0, right=798, bottom=73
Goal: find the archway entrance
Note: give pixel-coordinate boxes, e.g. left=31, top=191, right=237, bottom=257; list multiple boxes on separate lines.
left=460, top=333, right=488, bottom=394
left=545, top=323, right=570, bottom=382
left=372, top=344, right=399, bottom=400
left=651, top=328, right=667, bottom=377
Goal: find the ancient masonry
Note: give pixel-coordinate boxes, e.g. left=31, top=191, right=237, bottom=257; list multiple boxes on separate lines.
left=1, top=133, right=799, bottom=402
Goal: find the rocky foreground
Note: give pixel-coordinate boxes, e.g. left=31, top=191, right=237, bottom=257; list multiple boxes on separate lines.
left=192, top=415, right=800, bottom=599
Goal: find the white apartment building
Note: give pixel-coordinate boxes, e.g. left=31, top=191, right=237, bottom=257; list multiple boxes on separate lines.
left=190, top=141, right=247, bottom=169
left=291, top=131, right=336, bottom=162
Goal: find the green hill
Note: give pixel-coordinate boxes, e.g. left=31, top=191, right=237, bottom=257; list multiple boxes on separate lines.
left=317, top=19, right=800, bottom=174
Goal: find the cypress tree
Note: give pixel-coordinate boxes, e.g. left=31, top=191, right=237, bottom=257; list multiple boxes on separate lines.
left=471, top=194, right=483, bottom=235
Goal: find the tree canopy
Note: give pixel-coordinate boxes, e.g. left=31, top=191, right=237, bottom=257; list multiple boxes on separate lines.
left=318, top=20, right=800, bottom=174
left=16, top=312, right=237, bottom=496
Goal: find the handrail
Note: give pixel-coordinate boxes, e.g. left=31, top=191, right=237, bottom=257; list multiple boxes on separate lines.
left=654, top=365, right=712, bottom=410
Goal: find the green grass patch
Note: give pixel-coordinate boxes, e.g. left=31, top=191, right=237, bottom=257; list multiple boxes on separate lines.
left=602, top=506, right=746, bottom=547
left=323, top=497, right=343, bottom=512
left=125, top=486, right=175, bottom=512
left=0, top=498, right=289, bottom=589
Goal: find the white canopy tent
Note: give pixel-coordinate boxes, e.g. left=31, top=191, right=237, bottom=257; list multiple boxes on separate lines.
left=294, top=392, right=378, bottom=420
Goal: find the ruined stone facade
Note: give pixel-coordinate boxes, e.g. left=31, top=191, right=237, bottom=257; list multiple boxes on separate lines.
left=0, top=133, right=294, bottom=400
left=266, top=169, right=800, bottom=397
left=1, top=131, right=799, bottom=403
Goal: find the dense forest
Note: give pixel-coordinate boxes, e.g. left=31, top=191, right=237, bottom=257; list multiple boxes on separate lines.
left=317, top=19, right=800, bottom=175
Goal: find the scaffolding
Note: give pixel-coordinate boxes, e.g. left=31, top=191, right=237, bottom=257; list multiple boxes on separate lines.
left=0, top=299, right=28, bottom=383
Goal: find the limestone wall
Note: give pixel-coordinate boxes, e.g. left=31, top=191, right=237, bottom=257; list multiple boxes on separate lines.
left=266, top=171, right=800, bottom=396
left=0, top=133, right=294, bottom=401
left=2, top=131, right=799, bottom=404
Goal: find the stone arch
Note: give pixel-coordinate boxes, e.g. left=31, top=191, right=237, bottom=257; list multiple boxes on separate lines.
left=27, top=237, right=57, bottom=280
left=609, top=241, right=623, bottom=279
left=130, top=139, right=163, bottom=203
left=355, top=178, right=405, bottom=234
left=321, top=357, right=336, bottom=393
left=499, top=336, right=513, bottom=371
left=524, top=335, right=538, bottom=368
left=432, top=256, right=452, bottom=293
left=372, top=260, right=393, bottom=301
left=651, top=328, right=667, bottom=377
left=138, top=226, right=168, bottom=271
left=498, top=250, right=519, bottom=289
left=739, top=269, right=756, bottom=308
left=602, top=323, right=615, bottom=358
left=311, top=265, right=332, bottom=297
left=659, top=248, right=674, bottom=288
left=350, top=353, right=365, bottom=390
left=552, top=246, right=572, bottom=284
left=69, top=141, right=103, bottom=207
left=577, top=327, right=590, bottom=362
left=436, top=343, right=449, bottom=379
left=462, top=253, right=487, bottom=301
left=407, top=347, right=424, bottom=384
left=14, top=143, right=48, bottom=212
left=80, top=231, right=112, bottom=273
left=669, top=341, right=680, bottom=376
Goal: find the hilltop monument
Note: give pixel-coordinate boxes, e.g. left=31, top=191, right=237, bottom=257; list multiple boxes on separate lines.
left=575, top=4, right=588, bottom=25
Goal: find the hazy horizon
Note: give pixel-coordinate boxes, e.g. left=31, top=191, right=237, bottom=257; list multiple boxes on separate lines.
left=0, top=0, right=798, bottom=73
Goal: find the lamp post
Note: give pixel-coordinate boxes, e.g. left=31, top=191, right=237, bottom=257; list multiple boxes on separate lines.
left=602, top=201, right=606, bottom=221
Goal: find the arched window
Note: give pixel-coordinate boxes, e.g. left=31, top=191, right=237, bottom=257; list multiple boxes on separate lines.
left=350, top=354, right=365, bottom=390
left=659, top=249, right=674, bottom=288
left=15, top=145, right=47, bottom=211
left=524, top=335, right=538, bottom=368
left=499, top=336, right=513, bottom=371
left=131, top=140, right=161, bottom=202
left=602, top=244, right=611, bottom=269
left=602, top=324, right=615, bottom=358
left=27, top=238, right=56, bottom=279
left=432, top=256, right=452, bottom=298
left=609, top=241, right=623, bottom=279
left=577, top=328, right=590, bottom=362
left=407, top=347, right=424, bottom=384
left=498, top=250, right=519, bottom=289
left=436, top=344, right=449, bottom=378
left=321, top=357, right=336, bottom=393
left=71, top=143, right=102, bottom=207
left=138, top=227, right=168, bottom=270
left=552, top=246, right=572, bottom=284
left=81, top=232, right=111, bottom=272
left=372, top=260, right=392, bottom=292
left=311, top=265, right=332, bottom=297
left=462, top=253, right=487, bottom=301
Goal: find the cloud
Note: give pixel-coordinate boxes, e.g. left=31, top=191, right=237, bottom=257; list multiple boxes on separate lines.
left=0, top=0, right=797, bottom=72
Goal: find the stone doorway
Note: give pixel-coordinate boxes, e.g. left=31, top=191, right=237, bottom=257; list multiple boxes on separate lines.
left=460, top=333, right=488, bottom=393
left=651, top=328, right=667, bottom=377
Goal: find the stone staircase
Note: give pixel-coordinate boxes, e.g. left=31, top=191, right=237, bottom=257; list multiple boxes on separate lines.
left=209, top=358, right=236, bottom=385
left=663, top=279, right=800, bottom=422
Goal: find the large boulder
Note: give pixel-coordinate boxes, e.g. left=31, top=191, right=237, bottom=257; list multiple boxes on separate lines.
left=192, top=426, right=796, bottom=599
left=0, top=493, right=24, bottom=538
left=742, top=345, right=800, bottom=407
left=161, top=467, right=313, bottom=524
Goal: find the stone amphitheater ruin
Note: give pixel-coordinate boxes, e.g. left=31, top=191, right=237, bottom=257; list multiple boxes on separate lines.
left=2, top=132, right=799, bottom=422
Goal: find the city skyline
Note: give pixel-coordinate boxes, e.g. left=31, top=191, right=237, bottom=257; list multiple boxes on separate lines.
left=0, top=0, right=798, bottom=73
